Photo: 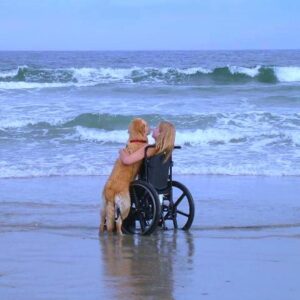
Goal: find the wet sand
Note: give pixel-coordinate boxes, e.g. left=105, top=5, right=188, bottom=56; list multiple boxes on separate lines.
left=0, top=175, right=300, bottom=299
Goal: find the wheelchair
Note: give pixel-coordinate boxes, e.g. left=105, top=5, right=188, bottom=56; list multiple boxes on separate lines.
left=122, top=145, right=195, bottom=235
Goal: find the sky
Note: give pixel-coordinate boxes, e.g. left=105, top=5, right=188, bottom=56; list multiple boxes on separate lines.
left=0, top=0, right=299, bottom=50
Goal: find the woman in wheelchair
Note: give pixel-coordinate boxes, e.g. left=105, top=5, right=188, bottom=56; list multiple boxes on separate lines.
left=119, top=121, right=195, bottom=235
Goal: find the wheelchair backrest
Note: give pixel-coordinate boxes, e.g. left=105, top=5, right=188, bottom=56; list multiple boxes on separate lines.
left=139, top=153, right=171, bottom=192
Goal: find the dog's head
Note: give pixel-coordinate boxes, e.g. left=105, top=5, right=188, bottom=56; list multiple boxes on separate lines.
left=128, top=118, right=148, bottom=140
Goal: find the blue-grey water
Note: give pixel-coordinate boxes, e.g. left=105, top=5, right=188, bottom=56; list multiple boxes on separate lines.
left=1, top=50, right=300, bottom=178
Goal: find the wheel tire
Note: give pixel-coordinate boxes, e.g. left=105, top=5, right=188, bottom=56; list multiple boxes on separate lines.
left=122, top=180, right=161, bottom=235
left=169, top=180, right=195, bottom=230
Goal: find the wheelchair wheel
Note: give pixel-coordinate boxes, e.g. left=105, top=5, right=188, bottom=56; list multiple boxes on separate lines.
left=164, top=180, right=195, bottom=230
left=122, top=180, right=161, bottom=235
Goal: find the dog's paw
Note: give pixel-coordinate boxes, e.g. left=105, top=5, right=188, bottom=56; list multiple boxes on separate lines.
left=98, top=225, right=105, bottom=235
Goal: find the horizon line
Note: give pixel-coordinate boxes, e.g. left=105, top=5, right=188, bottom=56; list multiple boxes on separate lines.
left=0, top=48, right=300, bottom=52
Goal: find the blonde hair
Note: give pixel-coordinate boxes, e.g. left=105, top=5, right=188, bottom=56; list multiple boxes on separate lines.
left=155, top=121, right=176, bottom=161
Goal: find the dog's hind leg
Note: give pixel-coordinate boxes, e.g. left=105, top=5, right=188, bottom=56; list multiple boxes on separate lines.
left=106, top=201, right=115, bottom=233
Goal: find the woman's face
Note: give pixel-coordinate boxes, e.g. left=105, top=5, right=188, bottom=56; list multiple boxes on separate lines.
left=152, top=126, right=160, bottom=140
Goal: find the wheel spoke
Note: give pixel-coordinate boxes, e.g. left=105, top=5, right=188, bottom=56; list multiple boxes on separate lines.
left=131, top=188, right=139, bottom=206
left=163, top=211, right=170, bottom=220
left=176, top=209, right=189, bottom=217
left=173, top=216, right=178, bottom=229
left=174, top=193, right=185, bottom=208
left=138, top=213, right=146, bottom=232
left=140, top=190, right=148, bottom=203
left=125, top=180, right=166, bottom=235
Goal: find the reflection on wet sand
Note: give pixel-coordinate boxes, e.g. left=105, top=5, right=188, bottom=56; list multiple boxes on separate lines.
left=99, top=231, right=195, bottom=299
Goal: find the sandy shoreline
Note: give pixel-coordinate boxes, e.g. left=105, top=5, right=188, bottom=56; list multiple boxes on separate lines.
left=1, top=175, right=300, bottom=299
left=1, top=230, right=300, bottom=300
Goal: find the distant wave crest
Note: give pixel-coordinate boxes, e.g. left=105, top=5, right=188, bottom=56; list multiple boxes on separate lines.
left=1, top=65, right=300, bottom=89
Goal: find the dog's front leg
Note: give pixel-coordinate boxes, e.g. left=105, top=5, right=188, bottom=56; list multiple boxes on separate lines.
left=115, top=195, right=123, bottom=235
left=115, top=217, right=123, bottom=235
left=106, top=201, right=115, bottom=233
left=99, top=206, right=106, bottom=234
left=115, top=193, right=131, bottom=235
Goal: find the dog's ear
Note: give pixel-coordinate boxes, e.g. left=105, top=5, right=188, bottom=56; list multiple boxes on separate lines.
left=138, top=121, right=146, bottom=136
left=130, top=118, right=141, bottom=132
left=130, top=119, right=138, bottom=135
left=130, top=118, right=146, bottom=138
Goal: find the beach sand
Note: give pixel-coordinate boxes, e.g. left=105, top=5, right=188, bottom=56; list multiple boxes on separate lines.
left=0, top=175, right=300, bottom=299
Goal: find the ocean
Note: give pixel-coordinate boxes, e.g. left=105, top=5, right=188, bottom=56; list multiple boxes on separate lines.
left=1, top=52, right=300, bottom=300
left=1, top=50, right=300, bottom=178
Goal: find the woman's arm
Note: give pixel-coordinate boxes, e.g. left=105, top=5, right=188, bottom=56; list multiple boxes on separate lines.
left=119, top=145, right=147, bottom=165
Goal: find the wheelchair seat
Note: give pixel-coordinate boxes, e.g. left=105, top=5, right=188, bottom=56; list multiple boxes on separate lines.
left=139, top=152, right=171, bottom=192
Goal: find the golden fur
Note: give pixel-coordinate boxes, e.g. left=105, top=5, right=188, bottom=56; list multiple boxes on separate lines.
left=99, top=118, right=148, bottom=234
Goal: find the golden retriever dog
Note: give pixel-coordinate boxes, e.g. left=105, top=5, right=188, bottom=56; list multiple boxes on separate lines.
left=99, top=118, right=148, bottom=234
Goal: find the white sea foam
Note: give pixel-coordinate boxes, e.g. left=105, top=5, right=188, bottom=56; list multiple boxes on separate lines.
left=0, top=114, right=72, bottom=129
left=71, top=126, right=300, bottom=162
left=0, top=81, right=97, bottom=90
left=2, top=114, right=299, bottom=147
left=0, top=81, right=72, bottom=90
left=1, top=159, right=299, bottom=178
left=175, top=129, right=245, bottom=146
left=287, top=131, right=300, bottom=146
left=229, top=65, right=261, bottom=77
left=172, top=67, right=211, bottom=75
left=1, top=122, right=299, bottom=178
left=0, top=119, right=37, bottom=129
left=173, top=164, right=300, bottom=176
left=0, top=165, right=113, bottom=178
left=73, top=127, right=246, bottom=145
left=72, top=67, right=137, bottom=83
left=74, top=127, right=128, bottom=144
left=274, top=67, right=300, bottom=82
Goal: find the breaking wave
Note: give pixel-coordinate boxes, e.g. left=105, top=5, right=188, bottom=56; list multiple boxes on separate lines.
left=73, top=127, right=300, bottom=147
left=1, top=112, right=300, bottom=131
left=1, top=65, right=300, bottom=89
left=1, top=112, right=300, bottom=147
